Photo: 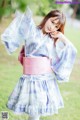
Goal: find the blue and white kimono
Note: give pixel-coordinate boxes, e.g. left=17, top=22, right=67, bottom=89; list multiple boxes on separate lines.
left=1, top=7, right=77, bottom=116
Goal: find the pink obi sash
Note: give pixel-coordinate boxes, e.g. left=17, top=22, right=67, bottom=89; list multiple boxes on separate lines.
left=23, top=57, right=53, bottom=75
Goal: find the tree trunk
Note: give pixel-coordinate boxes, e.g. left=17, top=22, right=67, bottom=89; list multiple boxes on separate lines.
left=71, top=5, right=79, bottom=19
left=0, top=0, right=7, bottom=21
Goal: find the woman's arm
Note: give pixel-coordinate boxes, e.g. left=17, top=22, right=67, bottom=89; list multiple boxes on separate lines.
left=51, top=31, right=77, bottom=82
left=1, top=7, right=35, bottom=54
left=50, top=31, right=77, bottom=53
left=50, top=31, right=72, bottom=45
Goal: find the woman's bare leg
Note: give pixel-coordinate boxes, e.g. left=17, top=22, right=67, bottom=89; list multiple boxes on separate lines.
left=28, top=115, right=40, bottom=120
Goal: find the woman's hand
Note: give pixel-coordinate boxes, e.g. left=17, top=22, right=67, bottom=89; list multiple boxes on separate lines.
left=50, top=31, right=69, bottom=45
left=50, top=31, right=64, bottom=40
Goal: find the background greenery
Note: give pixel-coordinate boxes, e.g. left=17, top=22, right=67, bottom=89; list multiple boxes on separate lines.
left=0, top=0, right=80, bottom=21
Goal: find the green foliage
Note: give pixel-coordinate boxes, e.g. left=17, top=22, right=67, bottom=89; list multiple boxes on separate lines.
left=0, top=0, right=63, bottom=21
left=36, top=0, right=50, bottom=16
left=36, top=0, right=63, bottom=16
left=0, top=0, right=28, bottom=20
left=0, top=0, right=13, bottom=19
left=12, top=0, right=28, bottom=11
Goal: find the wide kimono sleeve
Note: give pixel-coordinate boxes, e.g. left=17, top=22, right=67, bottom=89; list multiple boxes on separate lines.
left=1, top=7, right=35, bottom=54
left=51, top=40, right=77, bottom=83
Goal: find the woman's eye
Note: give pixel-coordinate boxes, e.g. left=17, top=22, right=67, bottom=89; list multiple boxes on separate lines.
left=55, top=26, right=58, bottom=29
left=56, top=26, right=58, bottom=29
left=51, top=21, right=54, bottom=24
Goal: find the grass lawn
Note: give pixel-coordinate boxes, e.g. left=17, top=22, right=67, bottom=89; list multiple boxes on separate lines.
left=0, top=17, right=80, bottom=120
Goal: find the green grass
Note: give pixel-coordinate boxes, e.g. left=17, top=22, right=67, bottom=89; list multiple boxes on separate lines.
left=0, top=17, right=80, bottom=120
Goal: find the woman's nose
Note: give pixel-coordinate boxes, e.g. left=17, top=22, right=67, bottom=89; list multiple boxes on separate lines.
left=50, top=26, right=55, bottom=32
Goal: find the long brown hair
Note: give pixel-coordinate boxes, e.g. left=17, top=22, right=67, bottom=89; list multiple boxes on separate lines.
left=38, top=9, right=66, bottom=43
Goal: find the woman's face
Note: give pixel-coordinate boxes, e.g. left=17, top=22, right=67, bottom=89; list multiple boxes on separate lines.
left=42, top=17, right=60, bottom=34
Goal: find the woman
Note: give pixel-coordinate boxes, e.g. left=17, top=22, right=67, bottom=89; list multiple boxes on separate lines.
left=1, top=7, right=77, bottom=120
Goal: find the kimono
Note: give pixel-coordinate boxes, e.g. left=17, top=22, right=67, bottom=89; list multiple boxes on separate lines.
left=1, top=7, right=77, bottom=116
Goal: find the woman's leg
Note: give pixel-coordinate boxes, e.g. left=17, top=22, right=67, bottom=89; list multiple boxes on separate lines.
left=28, top=115, right=40, bottom=120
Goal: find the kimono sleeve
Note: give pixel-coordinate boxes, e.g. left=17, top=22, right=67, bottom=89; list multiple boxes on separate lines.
left=1, top=7, right=35, bottom=54
left=51, top=40, right=77, bottom=83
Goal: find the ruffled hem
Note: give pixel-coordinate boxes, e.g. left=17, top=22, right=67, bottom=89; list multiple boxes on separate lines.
left=6, top=103, right=64, bottom=116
